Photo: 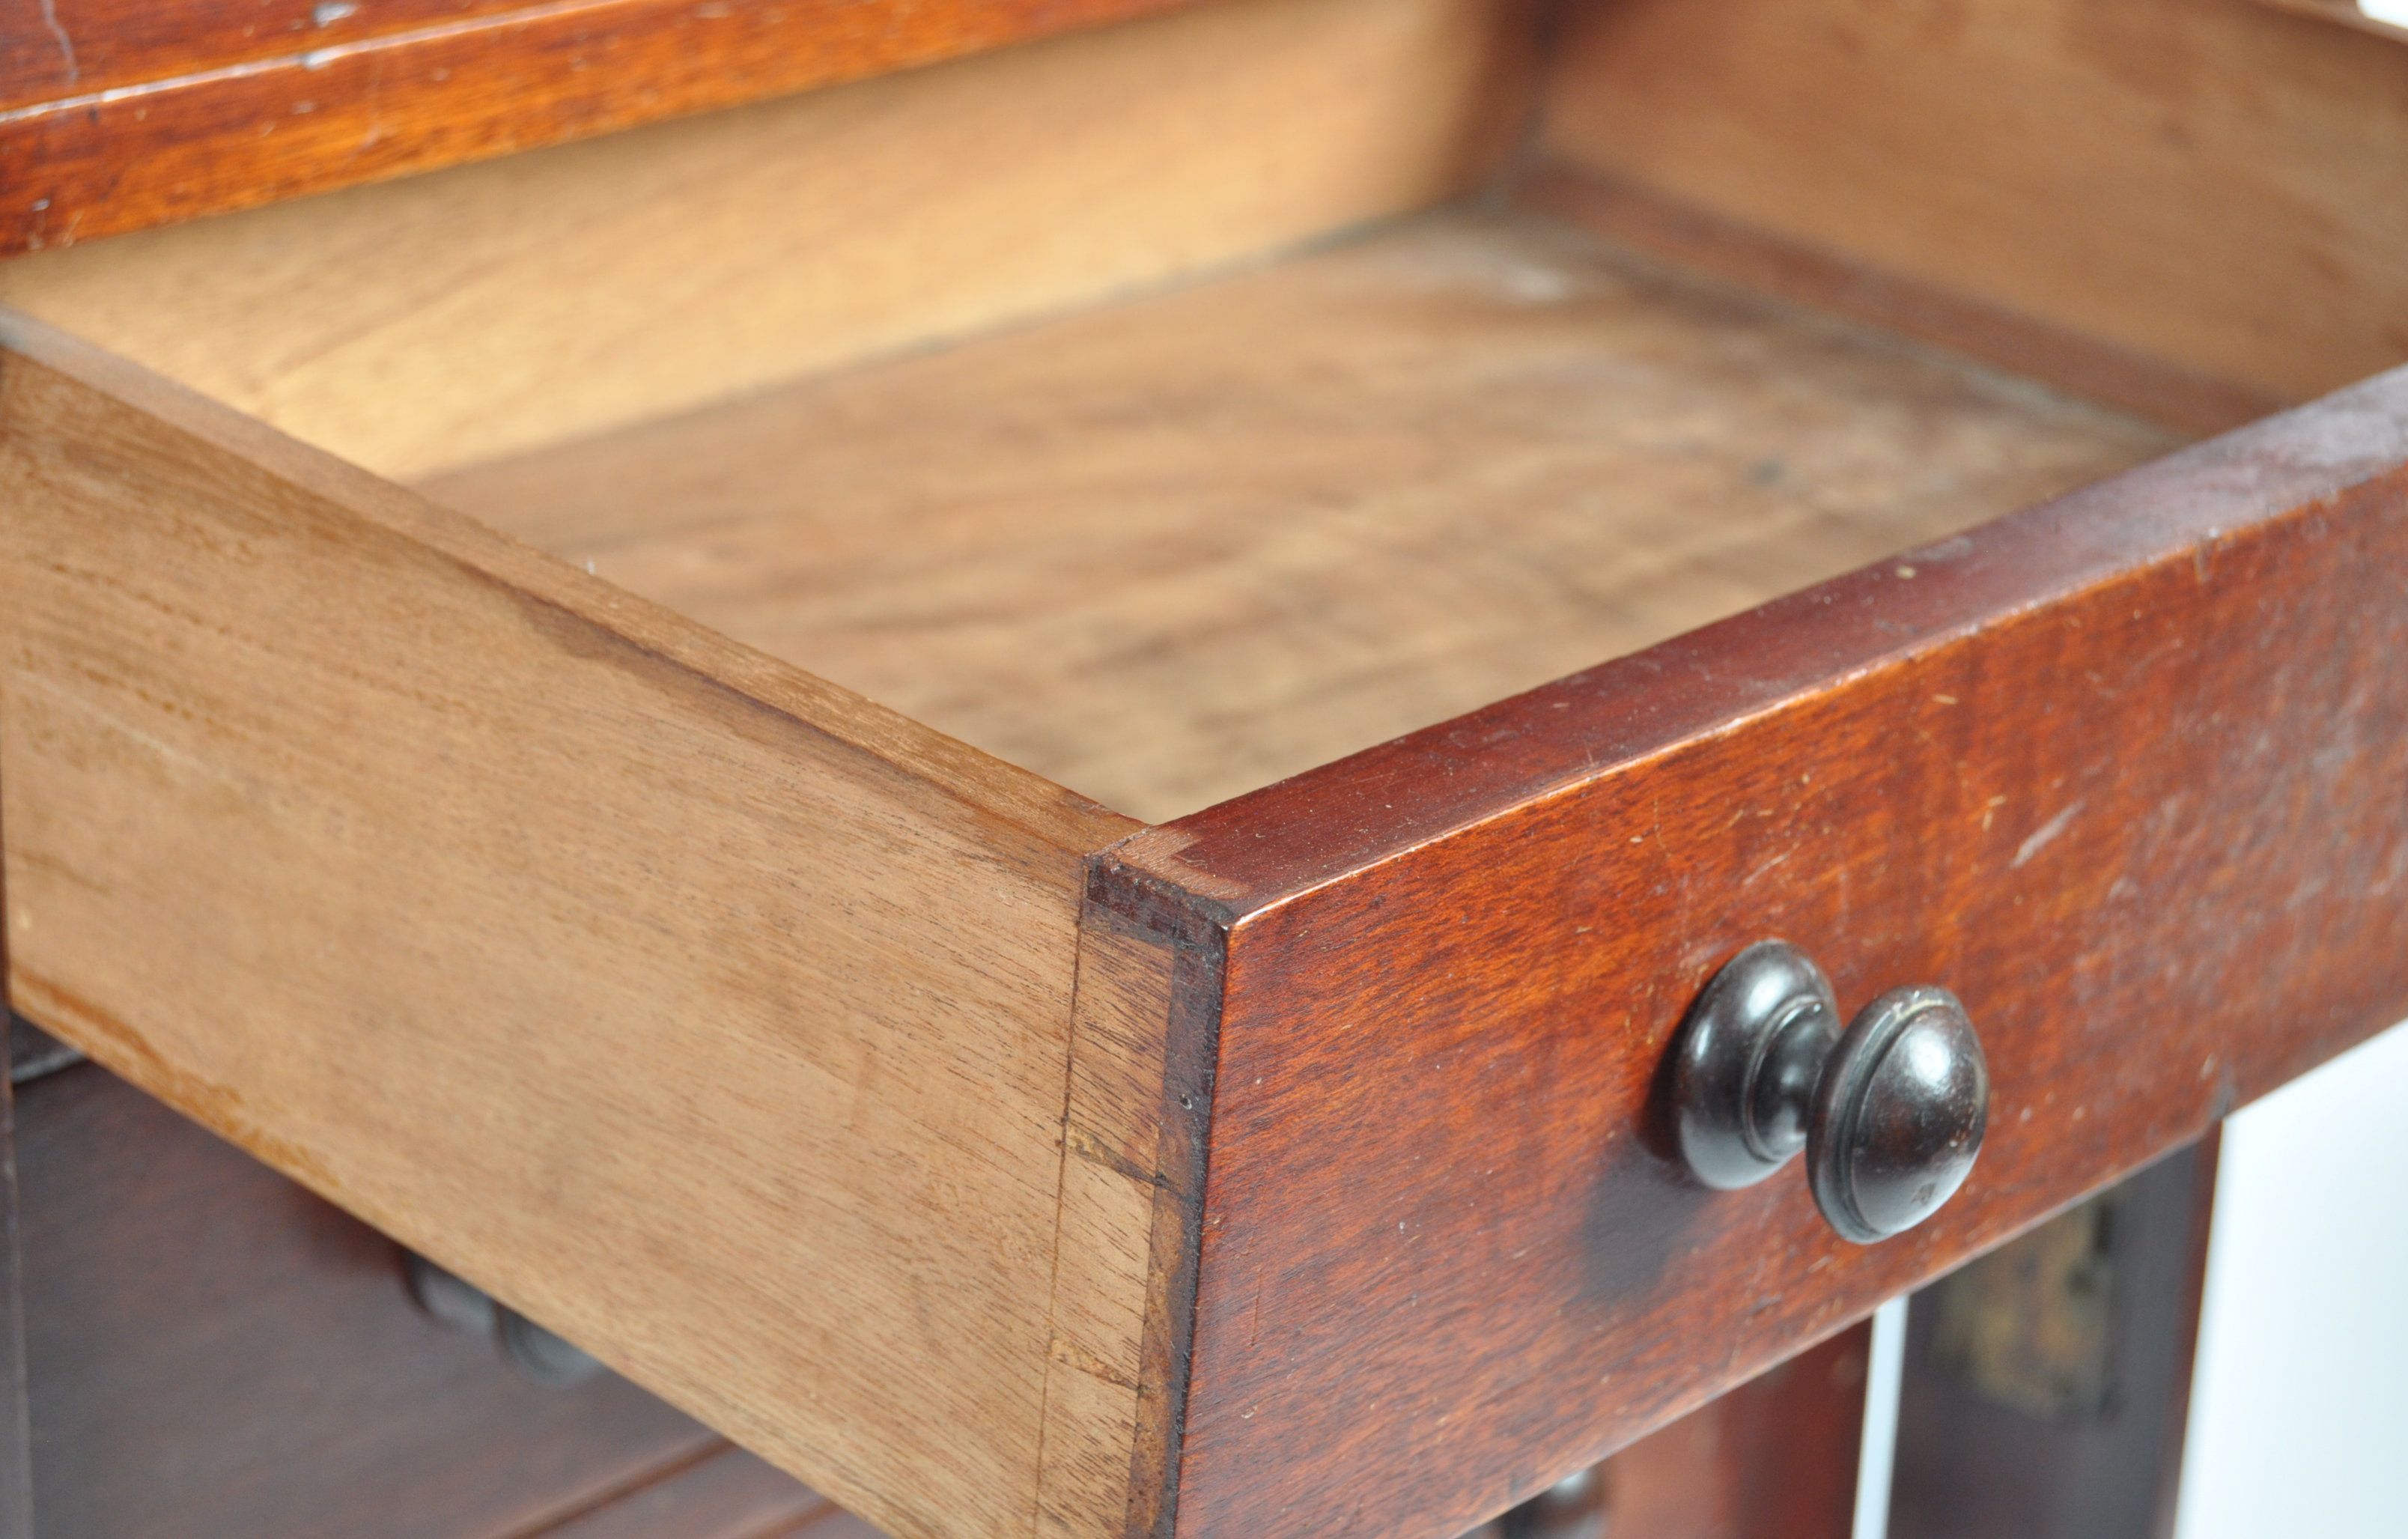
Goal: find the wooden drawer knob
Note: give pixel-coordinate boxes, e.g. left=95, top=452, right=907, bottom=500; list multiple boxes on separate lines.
left=1670, top=940, right=1988, bottom=1242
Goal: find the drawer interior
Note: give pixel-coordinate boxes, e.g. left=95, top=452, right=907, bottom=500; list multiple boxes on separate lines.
left=421, top=208, right=2173, bottom=823
left=9, top=0, right=2400, bottom=826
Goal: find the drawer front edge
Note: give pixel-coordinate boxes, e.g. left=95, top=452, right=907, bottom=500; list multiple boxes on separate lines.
left=1131, top=369, right=2408, bottom=1539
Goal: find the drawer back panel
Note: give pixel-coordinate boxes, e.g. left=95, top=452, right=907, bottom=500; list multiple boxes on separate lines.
left=0, top=0, right=1533, bottom=483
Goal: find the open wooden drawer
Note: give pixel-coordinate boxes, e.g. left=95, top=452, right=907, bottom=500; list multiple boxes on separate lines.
left=1, top=1, right=2405, bottom=1537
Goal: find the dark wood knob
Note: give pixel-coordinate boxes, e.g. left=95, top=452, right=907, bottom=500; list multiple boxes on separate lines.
left=1670, top=940, right=1988, bottom=1243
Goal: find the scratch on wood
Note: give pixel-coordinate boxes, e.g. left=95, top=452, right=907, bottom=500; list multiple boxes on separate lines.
left=2013, top=801, right=2085, bottom=867
left=37, top=0, right=78, bottom=85
left=1049, top=1332, right=1140, bottom=1392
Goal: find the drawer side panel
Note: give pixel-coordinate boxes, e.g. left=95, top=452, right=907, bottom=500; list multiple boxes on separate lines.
left=1536, top=0, right=2408, bottom=419
left=0, top=315, right=1143, bottom=1539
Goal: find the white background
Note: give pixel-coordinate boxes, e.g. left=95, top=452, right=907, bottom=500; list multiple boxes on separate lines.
left=2173, top=1018, right=2408, bottom=1539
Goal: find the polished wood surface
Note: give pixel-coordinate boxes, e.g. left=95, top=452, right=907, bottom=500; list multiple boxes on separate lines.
left=0, top=312, right=1149, bottom=1539
left=0, top=0, right=1206, bottom=255
left=0, top=0, right=1532, bottom=482
left=16, top=1060, right=738, bottom=1539
left=431, top=210, right=2174, bottom=825
left=1110, top=369, right=2408, bottom=1539
left=1536, top=0, right=2408, bottom=416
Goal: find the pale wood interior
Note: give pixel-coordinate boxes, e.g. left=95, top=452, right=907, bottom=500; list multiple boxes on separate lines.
left=10, top=0, right=2389, bottom=829
left=426, top=209, right=2179, bottom=825
left=0, top=312, right=1148, bottom=1539
left=1535, top=0, right=2408, bottom=418
left=0, top=0, right=1530, bottom=483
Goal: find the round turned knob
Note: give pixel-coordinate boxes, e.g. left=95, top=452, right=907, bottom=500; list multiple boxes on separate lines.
left=1670, top=940, right=1988, bottom=1243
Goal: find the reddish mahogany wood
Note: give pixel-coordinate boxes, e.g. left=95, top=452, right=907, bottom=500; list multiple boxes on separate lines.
left=1, top=0, right=532, bottom=109
left=1603, top=1319, right=1868, bottom=1539
left=16, top=1059, right=735, bottom=1539
left=1103, top=368, right=2408, bottom=1539
left=1462, top=1323, right=1866, bottom=1539
left=0, top=0, right=1199, bottom=255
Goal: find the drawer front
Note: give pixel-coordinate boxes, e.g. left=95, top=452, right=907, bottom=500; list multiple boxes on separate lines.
left=1110, top=374, right=2408, bottom=1538
left=18, top=1059, right=727, bottom=1539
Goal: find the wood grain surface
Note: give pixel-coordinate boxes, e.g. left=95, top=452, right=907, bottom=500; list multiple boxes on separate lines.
left=1512, top=161, right=2276, bottom=437
left=1069, top=867, right=1228, bottom=1539
left=16, top=1060, right=732, bottom=1539
left=4, top=6, right=2377, bottom=1535
left=0, top=0, right=1205, bottom=255
left=430, top=210, right=2174, bottom=825
left=1536, top=0, right=2408, bottom=415
left=0, top=0, right=1531, bottom=483
left=1039, top=916, right=1182, bottom=1539
left=0, top=312, right=1150, bottom=1539
left=1116, top=369, right=2408, bottom=1539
